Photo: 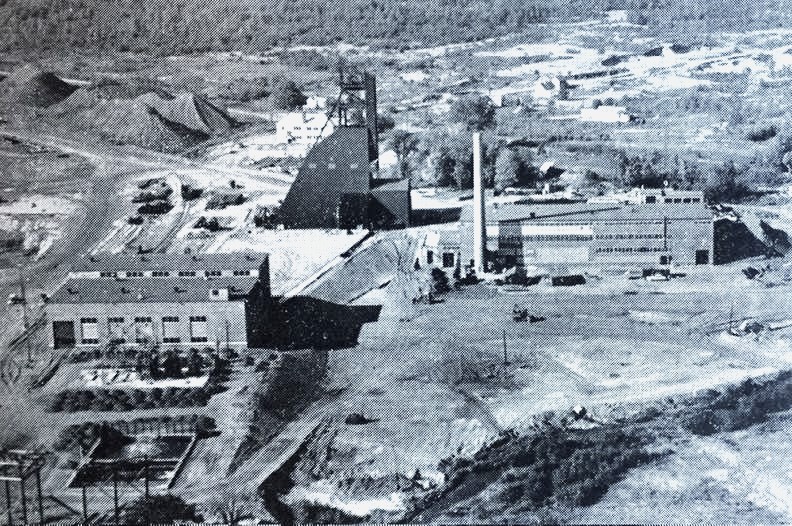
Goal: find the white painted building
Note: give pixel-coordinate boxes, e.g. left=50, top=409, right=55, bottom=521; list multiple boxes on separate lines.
left=275, top=112, right=335, bottom=145
left=580, top=105, right=632, bottom=123
left=588, top=188, right=705, bottom=205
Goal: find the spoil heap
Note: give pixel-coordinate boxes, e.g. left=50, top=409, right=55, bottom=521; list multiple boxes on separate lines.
left=0, top=65, right=77, bottom=107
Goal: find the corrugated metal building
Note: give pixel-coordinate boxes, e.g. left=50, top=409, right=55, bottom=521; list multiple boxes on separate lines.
left=46, top=252, right=272, bottom=349
left=456, top=194, right=713, bottom=270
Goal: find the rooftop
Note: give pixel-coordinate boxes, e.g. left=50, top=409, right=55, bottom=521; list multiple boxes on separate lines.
left=71, top=251, right=268, bottom=274
left=48, top=277, right=260, bottom=304
left=460, top=201, right=713, bottom=224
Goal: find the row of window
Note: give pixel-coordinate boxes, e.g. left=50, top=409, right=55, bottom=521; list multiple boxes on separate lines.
left=81, top=317, right=210, bottom=345
left=95, top=316, right=212, bottom=325
left=307, top=163, right=360, bottom=170
left=502, top=233, right=668, bottom=242
left=595, top=247, right=667, bottom=253
left=646, top=196, right=701, bottom=204
left=94, top=269, right=254, bottom=278
left=501, top=235, right=593, bottom=243
left=597, top=233, right=665, bottom=240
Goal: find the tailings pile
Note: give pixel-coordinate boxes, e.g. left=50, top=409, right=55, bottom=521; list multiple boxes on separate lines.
left=46, top=78, right=237, bottom=153
left=0, top=65, right=77, bottom=107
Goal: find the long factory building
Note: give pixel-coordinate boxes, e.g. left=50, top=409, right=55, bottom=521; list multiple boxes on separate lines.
left=449, top=189, right=714, bottom=271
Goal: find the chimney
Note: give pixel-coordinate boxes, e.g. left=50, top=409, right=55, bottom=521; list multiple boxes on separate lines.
left=472, top=132, right=486, bottom=275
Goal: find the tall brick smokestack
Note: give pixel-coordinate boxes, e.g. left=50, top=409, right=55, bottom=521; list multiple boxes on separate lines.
left=472, top=131, right=486, bottom=275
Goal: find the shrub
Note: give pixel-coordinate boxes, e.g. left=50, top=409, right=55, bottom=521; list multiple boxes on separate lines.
left=181, top=184, right=203, bottom=200
left=123, top=494, right=203, bottom=525
left=747, top=125, right=777, bottom=142
left=137, top=200, right=173, bottom=215
left=269, top=79, right=307, bottom=110
left=431, top=267, right=451, bottom=294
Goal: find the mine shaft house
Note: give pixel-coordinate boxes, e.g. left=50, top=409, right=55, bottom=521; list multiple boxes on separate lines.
left=46, top=252, right=272, bottom=350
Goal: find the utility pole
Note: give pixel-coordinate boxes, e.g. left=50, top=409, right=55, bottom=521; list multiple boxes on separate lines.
left=5, top=479, right=12, bottom=526
left=17, top=265, right=32, bottom=363
left=17, top=463, right=26, bottom=525
left=35, top=468, right=43, bottom=525
left=113, top=468, right=119, bottom=526
left=143, top=456, right=149, bottom=499
left=81, top=484, right=88, bottom=523
left=502, top=329, right=508, bottom=365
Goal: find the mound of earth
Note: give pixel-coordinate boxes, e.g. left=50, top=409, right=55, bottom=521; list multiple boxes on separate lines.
left=88, top=98, right=209, bottom=153
left=88, top=78, right=172, bottom=100
left=137, top=92, right=236, bottom=134
left=49, top=79, right=173, bottom=116
left=0, top=65, right=77, bottom=107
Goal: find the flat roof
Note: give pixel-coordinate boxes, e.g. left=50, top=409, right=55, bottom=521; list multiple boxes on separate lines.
left=460, top=202, right=713, bottom=223
left=49, top=277, right=260, bottom=304
left=71, top=252, right=268, bottom=274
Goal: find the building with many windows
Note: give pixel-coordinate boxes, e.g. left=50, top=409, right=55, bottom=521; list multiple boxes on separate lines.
left=452, top=190, right=713, bottom=271
left=46, top=252, right=272, bottom=350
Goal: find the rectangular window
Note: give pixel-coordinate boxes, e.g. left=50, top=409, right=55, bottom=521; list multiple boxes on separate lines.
left=190, top=316, right=208, bottom=343
left=205, top=270, right=222, bottom=277
left=233, top=270, right=250, bottom=276
left=178, top=271, right=197, bottom=277
left=442, top=252, right=455, bottom=268
left=162, top=316, right=180, bottom=343
left=427, top=250, right=434, bottom=264
left=126, top=271, right=143, bottom=278
left=81, top=318, right=99, bottom=344
left=152, top=271, right=170, bottom=277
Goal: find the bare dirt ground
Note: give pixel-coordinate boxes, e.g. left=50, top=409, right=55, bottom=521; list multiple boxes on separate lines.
left=263, top=231, right=792, bottom=521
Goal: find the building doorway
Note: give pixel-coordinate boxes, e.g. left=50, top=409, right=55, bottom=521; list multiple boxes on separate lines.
left=695, top=250, right=709, bottom=265
left=53, top=321, right=75, bottom=349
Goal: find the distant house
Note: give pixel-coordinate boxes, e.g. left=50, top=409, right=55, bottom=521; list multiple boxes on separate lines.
left=606, top=9, right=629, bottom=23
left=580, top=105, right=632, bottom=123
left=533, top=77, right=570, bottom=101
left=303, top=95, right=328, bottom=110
left=275, top=112, right=335, bottom=145
left=418, top=230, right=461, bottom=270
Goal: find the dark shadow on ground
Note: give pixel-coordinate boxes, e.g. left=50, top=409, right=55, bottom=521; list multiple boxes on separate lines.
left=251, top=296, right=381, bottom=350
left=411, top=207, right=461, bottom=226
left=714, top=219, right=770, bottom=264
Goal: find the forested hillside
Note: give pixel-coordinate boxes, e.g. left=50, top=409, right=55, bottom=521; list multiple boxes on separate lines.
left=0, top=0, right=778, bottom=54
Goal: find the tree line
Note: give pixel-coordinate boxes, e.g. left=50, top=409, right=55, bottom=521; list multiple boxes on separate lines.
left=0, top=0, right=770, bottom=54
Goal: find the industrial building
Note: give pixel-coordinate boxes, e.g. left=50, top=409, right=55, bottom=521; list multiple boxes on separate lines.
left=46, top=252, right=272, bottom=349
left=495, top=201, right=713, bottom=268
left=452, top=195, right=713, bottom=270
left=438, top=133, right=714, bottom=271
left=278, top=70, right=411, bottom=230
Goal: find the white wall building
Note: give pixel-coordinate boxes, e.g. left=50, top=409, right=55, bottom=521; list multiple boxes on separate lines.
left=580, top=105, right=632, bottom=123
left=275, top=112, right=335, bottom=145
